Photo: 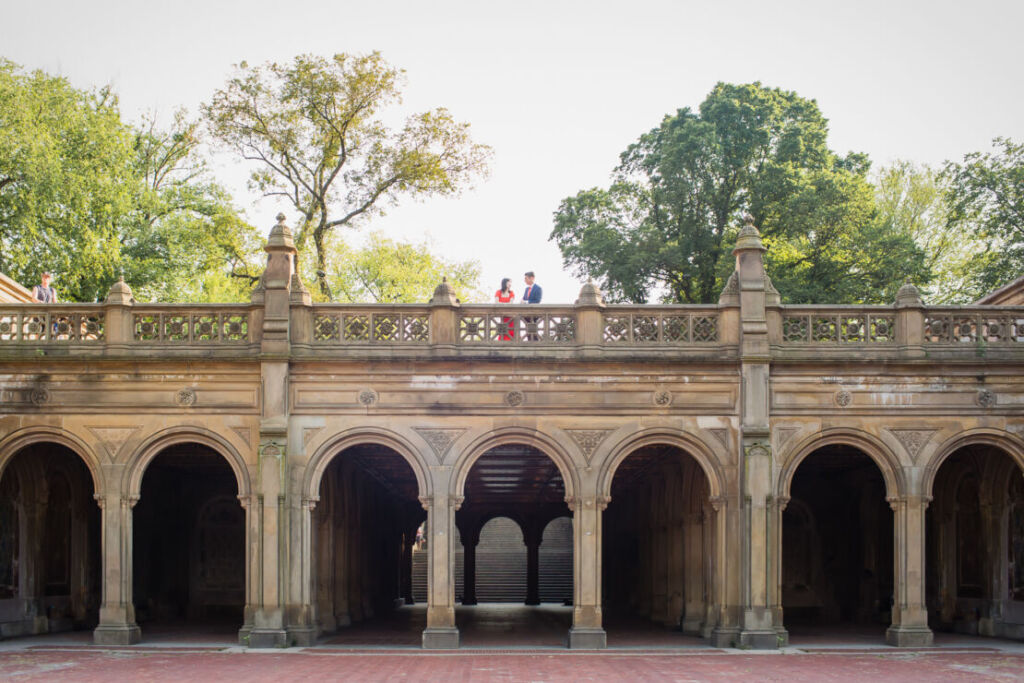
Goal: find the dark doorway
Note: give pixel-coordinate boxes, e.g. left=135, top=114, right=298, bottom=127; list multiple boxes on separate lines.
left=132, top=444, right=244, bottom=639
left=314, top=444, right=424, bottom=646
left=0, top=443, right=100, bottom=638
left=782, top=447, right=893, bottom=639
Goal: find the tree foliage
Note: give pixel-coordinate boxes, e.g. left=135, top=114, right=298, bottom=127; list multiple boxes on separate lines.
left=0, top=61, right=260, bottom=302
left=942, top=138, right=1024, bottom=300
left=551, top=82, right=928, bottom=304
left=203, top=53, right=492, bottom=297
left=309, top=231, right=483, bottom=304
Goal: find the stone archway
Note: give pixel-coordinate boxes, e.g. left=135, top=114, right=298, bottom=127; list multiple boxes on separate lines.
left=0, top=441, right=101, bottom=639
left=780, top=444, right=894, bottom=642
left=926, top=439, right=1024, bottom=639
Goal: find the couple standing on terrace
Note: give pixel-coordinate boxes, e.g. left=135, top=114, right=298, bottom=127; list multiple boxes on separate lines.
left=493, top=271, right=542, bottom=305
left=493, top=271, right=542, bottom=341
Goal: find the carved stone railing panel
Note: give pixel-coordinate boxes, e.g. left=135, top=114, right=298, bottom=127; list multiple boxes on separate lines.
left=923, top=308, right=1024, bottom=344
left=0, top=309, right=105, bottom=342
left=132, top=309, right=250, bottom=343
left=602, top=310, right=719, bottom=344
left=312, top=308, right=431, bottom=344
left=457, top=308, right=576, bottom=345
left=781, top=309, right=895, bottom=345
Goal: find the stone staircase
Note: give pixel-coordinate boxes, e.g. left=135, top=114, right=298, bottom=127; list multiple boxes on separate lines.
left=411, top=517, right=572, bottom=604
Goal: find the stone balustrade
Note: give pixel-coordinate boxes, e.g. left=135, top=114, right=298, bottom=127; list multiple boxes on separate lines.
left=3, top=295, right=1024, bottom=360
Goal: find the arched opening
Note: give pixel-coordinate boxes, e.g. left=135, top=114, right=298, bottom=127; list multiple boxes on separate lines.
left=0, top=443, right=100, bottom=639
left=927, top=443, right=1024, bottom=639
left=604, top=444, right=712, bottom=645
left=455, top=444, right=572, bottom=647
left=314, top=444, right=425, bottom=646
left=132, top=444, right=244, bottom=641
left=539, top=516, right=573, bottom=605
left=782, top=446, right=893, bottom=643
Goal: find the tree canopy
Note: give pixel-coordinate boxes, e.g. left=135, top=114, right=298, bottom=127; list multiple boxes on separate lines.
left=313, top=231, right=483, bottom=304
left=203, top=53, right=492, bottom=298
left=0, top=60, right=261, bottom=302
left=550, top=82, right=929, bottom=304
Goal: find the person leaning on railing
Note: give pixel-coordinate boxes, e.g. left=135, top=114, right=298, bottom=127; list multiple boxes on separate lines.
left=32, top=272, right=58, bottom=303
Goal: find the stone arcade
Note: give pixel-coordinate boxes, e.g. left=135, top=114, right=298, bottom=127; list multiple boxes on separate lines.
left=1, top=214, right=1023, bottom=649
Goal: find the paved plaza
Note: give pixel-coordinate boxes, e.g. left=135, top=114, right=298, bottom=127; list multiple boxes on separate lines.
left=2, top=606, right=1024, bottom=681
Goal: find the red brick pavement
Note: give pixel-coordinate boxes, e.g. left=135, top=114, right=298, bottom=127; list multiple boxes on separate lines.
left=3, top=649, right=1024, bottom=681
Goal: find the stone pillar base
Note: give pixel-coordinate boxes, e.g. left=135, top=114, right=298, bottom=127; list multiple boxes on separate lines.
left=247, top=628, right=289, bottom=648
left=886, top=625, right=933, bottom=647
left=288, top=626, right=317, bottom=647
left=93, top=624, right=141, bottom=645
left=708, top=627, right=739, bottom=648
left=681, top=617, right=703, bottom=636
left=738, top=629, right=780, bottom=649
left=568, top=627, right=607, bottom=649
left=775, top=628, right=789, bottom=647
left=422, top=627, right=459, bottom=649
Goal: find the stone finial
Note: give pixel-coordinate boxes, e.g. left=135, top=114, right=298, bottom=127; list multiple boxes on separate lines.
left=733, top=213, right=766, bottom=253
left=266, top=213, right=296, bottom=251
left=718, top=272, right=739, bottom=306
left=104, top=276, right=135, bottom=305
left=895, top=279, right=924, bottom=308
left=575, top=279, right=605, bottom=307
left=430, top=277, right=459, bottom=306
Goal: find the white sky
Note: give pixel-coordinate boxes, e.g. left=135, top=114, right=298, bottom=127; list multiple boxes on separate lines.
left=3, top=0, right=1023, bottom=303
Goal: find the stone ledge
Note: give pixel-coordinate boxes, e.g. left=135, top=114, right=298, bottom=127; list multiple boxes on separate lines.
left=422, top=626, right=460, bottom=649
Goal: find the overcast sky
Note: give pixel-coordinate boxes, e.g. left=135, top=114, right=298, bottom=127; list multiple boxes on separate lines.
left=3, top=0, right=1023, bottom=303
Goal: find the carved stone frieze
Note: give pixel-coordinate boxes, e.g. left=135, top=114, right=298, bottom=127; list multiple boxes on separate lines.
left=175, top=388, right=196, bottom=407
left=414, top=427, right=466, bottom=463
left=358, top=388, right=379, bottom=406
left=504, top=390, right=524, bottom=407
left=85, top=425, right=141, bottom=462
left=566, top=429, right=613, bottom=464
left=708, top=428, right=730, bottom=450
left=774, top=426, right=800, bottom=453
left=834, top=390, right=852, bottom=408
left=977, top=389, right=996, bottom=408
left=30, top=387, right=50, bottom=406
left=886, top=428, right=937, bottom=464
left=653, top=390, right=673, bottom=406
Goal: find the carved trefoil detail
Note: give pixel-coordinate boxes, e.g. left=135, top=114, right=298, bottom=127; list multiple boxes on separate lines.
left=886, top=428, right=937, bottom=464
left=566, top=429, right=613, bottom=464
left=414, top=428, right=466, bottom=464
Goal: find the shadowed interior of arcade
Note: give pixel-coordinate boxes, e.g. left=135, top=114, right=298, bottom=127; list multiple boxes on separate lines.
left=0, top=443, right=100, bottom=639
left=603, top=445, right=713, bottom=645
left=313, top=444, right=425, bottom=646
left=927, top=444, right=1024, bottom=639
left=450, top=444, right=574, bottom=647
left=132, top=444, right=245, bottom=641
left=782, top=446, right=893, bottom=643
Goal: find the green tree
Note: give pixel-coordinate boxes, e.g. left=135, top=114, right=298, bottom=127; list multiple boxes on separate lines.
left=0, top=59, right=135, bottom=300
left=311, top=231, right=483, bottom=304
left=203, top=52, right=492, bottom=297
left=874, top=160, right=987, bottom=303
left=551, top=82, right=928, bottom=304
left=0, top=61, right=261, bottom=302
left=943, top=138, right=1024, bottom=299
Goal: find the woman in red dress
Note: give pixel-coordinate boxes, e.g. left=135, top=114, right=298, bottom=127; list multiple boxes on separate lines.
left=494, top=278, right=515, bottom=340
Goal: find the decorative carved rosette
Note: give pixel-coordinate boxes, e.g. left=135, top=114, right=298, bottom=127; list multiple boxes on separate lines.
left=834, top=389, right=852, bottom=407
left=977, top=389, right=996, bottom=408
left=175, top=387, right=196, bottom=407
left=358, top=388, right=379, bottom=406
left=504, top=390, right=524, bottom=407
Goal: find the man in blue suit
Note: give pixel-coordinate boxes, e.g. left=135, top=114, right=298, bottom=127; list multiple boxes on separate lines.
left=522, top=271, right=542, bottom=304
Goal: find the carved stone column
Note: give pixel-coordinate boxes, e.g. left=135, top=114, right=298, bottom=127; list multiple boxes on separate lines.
left=461, top=527, right=479, bottom=606
left=422, top=495, right=459, bottom=649
left=247, top=437, right=288, bottom=648
left=525, top=526, right=541, bottom=606
left=569, top=495, right=607, bottom=649
left=886, top=495, right=934, bottom=646
left=769, top=496, right=789, bottom=645
left=93, top=491, right=141, bottom=645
